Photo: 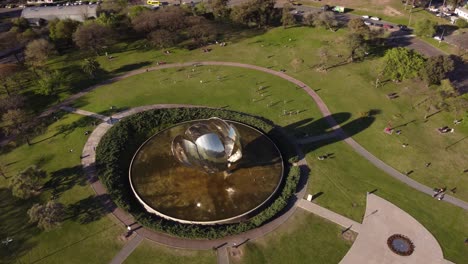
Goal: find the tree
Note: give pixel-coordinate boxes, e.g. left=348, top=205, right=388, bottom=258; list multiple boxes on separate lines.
left=344, top=33, right=369, bottom=61
left=281, top=4, right=296, bottom=28
left=186, top=17, right=218, bottom=46
left=127, top=5, right=151, bottom=19
left=25, top=39, right=56, bottom=69
left=414, top=20, right=437, bottom=37
left=24, top=39, right=56, bottom=75
left=382, top=47, right=426, bottom=81
left=10, top=17, right=29, bottom=32
left=49, top=19, right=81, bottom=46
left=207, top=0, right=230, bottom=20
left=348, top=18, right=370, bottom=37
left=303, top=13, right=315, bottom=27
left=230, top=0, right=277, bottom=28
left=421, top=55, right=454, bottom=85
left=81, top=58, right=101, bottom=78
left=132, top=8, right=187, bottom=34
left=73, top=22, right=115, bottom=55
left=148, top=29, right=178, bottom=49
left=0, top=64, right=20, bottom=96
left=313, top=11, right=339, bottom=31
left=0, top=94, right=25, bottom=115
left=28, top=201, right=65, bottom=231
left=455, top=18, right=468, bottom=29
left=36, top=70, right=66, bottom=95
left=2, top=108, right=32, bottom=145
left=9, top=166, right=46, bottom=199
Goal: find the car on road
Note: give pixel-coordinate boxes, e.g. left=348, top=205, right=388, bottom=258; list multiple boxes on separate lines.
left=374, top=23, right=383, bottom=27
left=383, top=24, right=394, bottom=29
left=364, top=21, right=373, bottom=26
left=370, top=16, right=381, bottom=21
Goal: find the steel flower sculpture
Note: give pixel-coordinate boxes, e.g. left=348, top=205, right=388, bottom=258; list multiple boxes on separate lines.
left=171, top=118, right=243, bottom=173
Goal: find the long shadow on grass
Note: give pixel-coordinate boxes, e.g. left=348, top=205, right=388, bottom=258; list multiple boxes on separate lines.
left=67, top=194, right=113, bottom=224
left=0, top=188, right=38, bottom=262
left=43, top=165, right=87, bottom=198
left=113, top=61, right=152, bottom=74
left=287, top=111, right=379, bottom=154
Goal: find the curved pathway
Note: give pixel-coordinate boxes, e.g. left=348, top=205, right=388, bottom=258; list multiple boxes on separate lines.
left=62, top=60, right=467, bottom=210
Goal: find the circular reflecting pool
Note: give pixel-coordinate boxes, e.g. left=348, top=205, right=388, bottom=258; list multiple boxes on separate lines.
left=129, top=120, right=284, bottom=224
left=387, top=234, right=415, bottom=256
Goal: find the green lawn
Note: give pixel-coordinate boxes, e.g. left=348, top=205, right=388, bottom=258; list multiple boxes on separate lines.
left=73, top=65, right=323, bottom=135
left=124, top=240, right=216, bottom=264
left=231, top=210, right=354, bottom=264
left=75, top=42, right=468, bottom=202
left=304, top=139, right=468, bottom=263
left=1, top=24, right=466, bottom=264
left=0, top=113, right=125, bottom=263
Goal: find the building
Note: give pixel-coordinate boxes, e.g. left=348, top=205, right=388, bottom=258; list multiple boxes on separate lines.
left=21, top=4, right=98, bottom=22
left=454, top=7, right=468, bottom=21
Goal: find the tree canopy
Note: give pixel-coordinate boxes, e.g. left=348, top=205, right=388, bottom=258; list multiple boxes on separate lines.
left=25, top=39, right=56, bottom=68
left=382, top=47, right=426, bottom=81
left=28, top=201, right=65, bottom=230
left=49, top=19, right=81, bottom=46
left=73, top=22, right=115, bottom=55
left=421, top=55, right=455, bottom=85
left=230, top=0, right=277, bottom=28
left=414, top=20, right=437, bottom=37
left=9, top=166, right=46, bottom=199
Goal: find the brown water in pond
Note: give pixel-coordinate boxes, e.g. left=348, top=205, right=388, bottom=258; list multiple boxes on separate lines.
left=130, top=120, right=283, bottom=223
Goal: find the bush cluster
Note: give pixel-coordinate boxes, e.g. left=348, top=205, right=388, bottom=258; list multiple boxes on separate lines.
left=96, top=107, right=300, bottom=239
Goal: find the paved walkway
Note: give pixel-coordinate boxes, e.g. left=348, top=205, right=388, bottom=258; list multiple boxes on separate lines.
left=298, top=199, right=361, bottom=233
left=340, top=193, right=453, bottom=264
left=109, top=234, right=144, bottom=264
left=60, top=106, right=109, bottom=121
left=216, top=246, right=230, bottom=264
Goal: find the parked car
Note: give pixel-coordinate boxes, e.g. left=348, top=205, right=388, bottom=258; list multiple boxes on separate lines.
left=375, top=23, right=383, bottom=27
left=370, top=16, right=381, bottom=21
left=364, top=21, right=373, bottom=26
left=362, top=15, right=370, bottom=19
left=433, top=36, right=444, bottom=41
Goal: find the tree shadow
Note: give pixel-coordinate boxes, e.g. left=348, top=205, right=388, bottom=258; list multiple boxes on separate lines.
left=67, top=194, right=113, bottom=224
left=43, top=165, right=87, bottom=198
left=300, top=111, right=378, bottom=154
left=112, top=61, right=152, bottom=74
left=0, top=188, right=39, bottom=262
left=55, top=116, right=96, bottom=137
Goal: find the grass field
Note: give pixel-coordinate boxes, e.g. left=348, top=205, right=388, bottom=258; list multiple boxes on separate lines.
left=73, top=66, right=323, bottom=134
left=304, top=139, right=468, bottom=263
left=230, top=210, right=354, bottom=264
left=1, top=24, right=466, bottom=264
left=0, top=113, right=125, bottom=263
left=73, top=33, right=468, bottom=202
left=123, top=240, right=216, bottom=264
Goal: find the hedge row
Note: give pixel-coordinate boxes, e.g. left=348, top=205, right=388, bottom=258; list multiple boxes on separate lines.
left=96, top=108, right=300, bottom=239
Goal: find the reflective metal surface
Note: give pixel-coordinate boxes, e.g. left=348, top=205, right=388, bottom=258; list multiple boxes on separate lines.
left=171, top=117, right=243, bottom=173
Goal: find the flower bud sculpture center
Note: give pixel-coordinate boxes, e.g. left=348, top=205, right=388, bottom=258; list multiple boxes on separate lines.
left=171, top=117, right=243, bottom=174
